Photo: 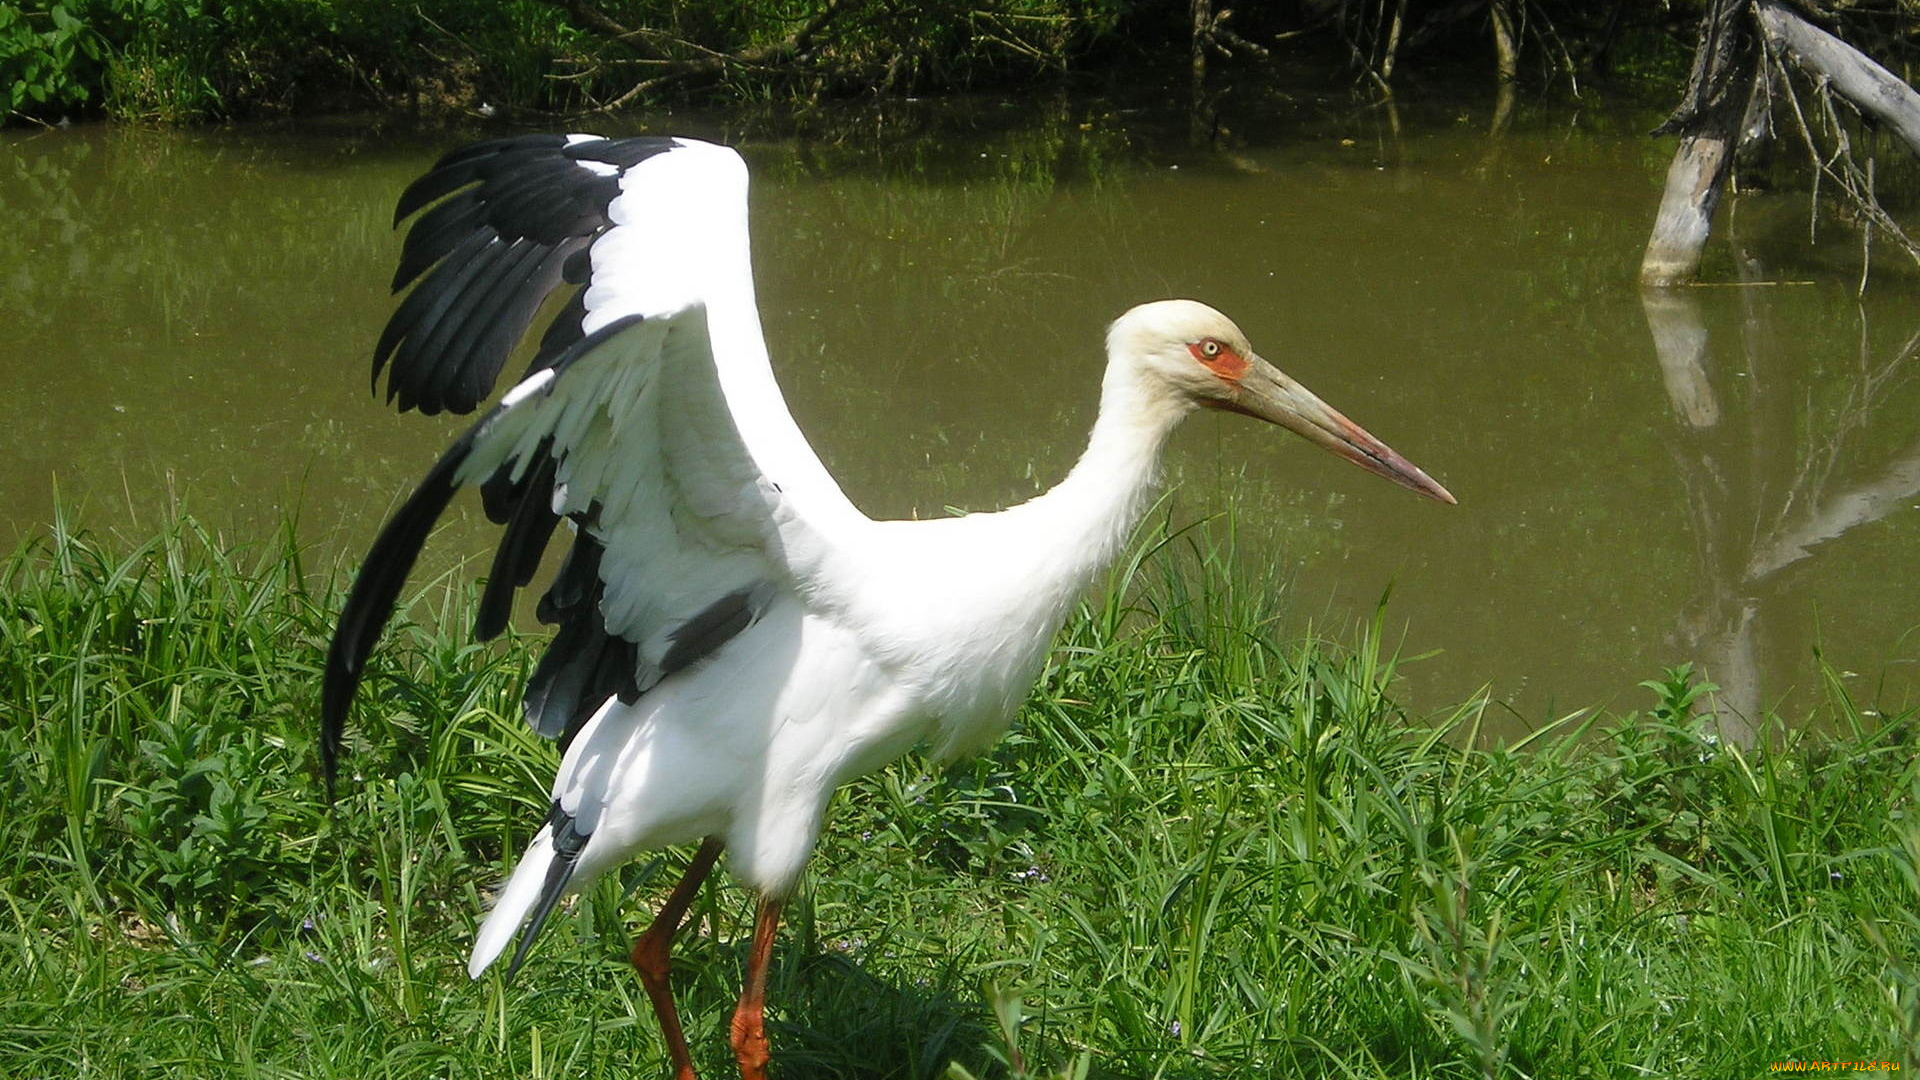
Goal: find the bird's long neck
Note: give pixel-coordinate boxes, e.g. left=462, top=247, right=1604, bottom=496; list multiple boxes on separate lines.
left=1015, top=362, right=1191, bottom=592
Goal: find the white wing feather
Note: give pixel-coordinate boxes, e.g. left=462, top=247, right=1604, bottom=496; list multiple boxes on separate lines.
left=452, top=138, right=858, bottom=684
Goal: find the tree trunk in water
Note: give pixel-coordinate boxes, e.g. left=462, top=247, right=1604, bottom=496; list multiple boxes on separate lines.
left=1641, top=121, right=1741, bottom=286
left=1490, top=0, right=1518, bottom=84
left=1641, top=0, right=1754, bottom=286
left=1190, top=0, right=1209, bottom=91
left=1380, top=0, right=1408, bottom=83
left=1754, top=0, right=1920, bottom=158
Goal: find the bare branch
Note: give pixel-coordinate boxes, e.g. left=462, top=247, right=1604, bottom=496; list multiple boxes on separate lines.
left=1754, top=0, right=1920, bottom=157
left=574, top=0, right=865, bottom=113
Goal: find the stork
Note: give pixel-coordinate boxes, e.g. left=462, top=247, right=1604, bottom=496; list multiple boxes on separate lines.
left=321, top=133, right=1454, bottom=1079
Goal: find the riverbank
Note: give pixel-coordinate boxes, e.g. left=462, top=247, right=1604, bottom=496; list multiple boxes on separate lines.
left=4, top=0, right=1711, bottom=127
left=2, top=513, right=1913, bottom=1076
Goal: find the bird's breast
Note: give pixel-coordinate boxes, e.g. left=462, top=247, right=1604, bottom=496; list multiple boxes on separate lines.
left=815, top=529, right=1091, bottom=761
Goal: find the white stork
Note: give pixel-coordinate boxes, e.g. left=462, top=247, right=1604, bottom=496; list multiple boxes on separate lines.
left=321, top=133, right=1454, bottom=1079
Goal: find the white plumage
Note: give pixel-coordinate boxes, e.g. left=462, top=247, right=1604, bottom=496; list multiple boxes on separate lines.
left=323, top=133, right=1453, bottom=1079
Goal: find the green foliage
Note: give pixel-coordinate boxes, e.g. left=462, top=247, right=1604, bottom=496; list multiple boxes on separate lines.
left=2, top=0, right=574, bottom=123
left=0, top=0, right=1127, bottom=124
left=0, top=0, right=1724, bottom=126
left=0, top=3, right=106, bottom=115
left=1, top=510, right=1916, bottom=1076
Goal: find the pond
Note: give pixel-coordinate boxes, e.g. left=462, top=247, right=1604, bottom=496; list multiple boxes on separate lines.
left=5, top=80, right=1918, bottom=739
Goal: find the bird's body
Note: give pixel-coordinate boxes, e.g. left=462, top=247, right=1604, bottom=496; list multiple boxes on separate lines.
left=478, top=398, right=1164, bottom=969
left=324, top=132, right=1453, bottom=1077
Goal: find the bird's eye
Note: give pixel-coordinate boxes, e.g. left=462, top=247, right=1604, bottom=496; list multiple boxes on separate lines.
left=1200, top=339, right=1222, bottom=358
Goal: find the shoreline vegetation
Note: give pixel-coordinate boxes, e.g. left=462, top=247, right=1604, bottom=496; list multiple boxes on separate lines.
left=0, top=1, right=1808, bottom=127
left=2, top=510, right=1916, bottom=1075
left=18, top=3, right=1920, bottom=288
left=11, top=1, right=1920, bottom=131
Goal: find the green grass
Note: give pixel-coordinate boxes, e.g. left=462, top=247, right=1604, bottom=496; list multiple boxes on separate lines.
left=1, top=510, right=1917, bottom=1077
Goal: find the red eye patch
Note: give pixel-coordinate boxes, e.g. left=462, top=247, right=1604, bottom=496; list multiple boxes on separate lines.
left=1188, top=339, right=1250, bottom=380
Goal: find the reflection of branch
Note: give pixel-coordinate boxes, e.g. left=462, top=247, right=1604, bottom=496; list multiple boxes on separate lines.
left=1762, top=319, right=1920, bottom=541
left=1646, top=273, right=1918, bottom=741
left=1747, top=435, right=1920, bottom=579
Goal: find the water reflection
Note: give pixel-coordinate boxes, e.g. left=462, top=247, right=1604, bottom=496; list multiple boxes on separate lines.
left=4, top=88, right=1918, bottom=733
left=0, top=122, right=453, bottom=547
left=1644, top=273, right=1920, bottom=743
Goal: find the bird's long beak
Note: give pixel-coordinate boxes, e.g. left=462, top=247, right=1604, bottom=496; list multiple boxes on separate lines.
left=1213, top=355, right=1457, bottom=504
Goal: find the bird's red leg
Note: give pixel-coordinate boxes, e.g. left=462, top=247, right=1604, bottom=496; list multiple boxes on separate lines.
left=631, top=837, right=725, bottom=1080
left=730, top=895, right=783, bottom=1080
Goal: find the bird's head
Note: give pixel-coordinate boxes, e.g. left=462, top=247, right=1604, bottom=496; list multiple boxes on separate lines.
left=1108, top=299, right=1455, bottom=504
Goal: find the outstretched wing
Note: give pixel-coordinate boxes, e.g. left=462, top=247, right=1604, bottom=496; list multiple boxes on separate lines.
left=322, top=134, right=855, bottom=785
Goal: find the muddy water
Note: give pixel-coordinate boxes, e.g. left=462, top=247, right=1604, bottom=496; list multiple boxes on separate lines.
left=5, top=90, right=1918, bottom=735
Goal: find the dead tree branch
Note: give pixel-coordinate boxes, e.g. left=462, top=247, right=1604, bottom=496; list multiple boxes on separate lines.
left=1642, top=0, right=1920, bottom=286
left=545, top=0, right=864, bottom=112
left=1754, top=0, right=1920, bottom=157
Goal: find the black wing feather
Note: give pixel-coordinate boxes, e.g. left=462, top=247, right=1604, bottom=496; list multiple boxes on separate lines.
left=526, top=289, right=589, bottom=380
left=660, top=586, right=767, bottom=675
left=536, top=527, right=604, bottom=625
left=443, top=240, right=587, bottom=410
left=392, top=133, right=573, bottom=224
left=414, top=238, right=547, bottom=410
left=474, top=452, right=561, bottom=642
left=374, top=227, right=494, bottom=386
left=392, top=193, right=492, bottom=292
left=482, top=158, right=611, bottom=242
left=321, top=425, right=480, bottom=790
left=378, top=228, right=501, bottom=411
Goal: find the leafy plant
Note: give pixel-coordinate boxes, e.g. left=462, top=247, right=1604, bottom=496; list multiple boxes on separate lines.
left=1, top=3, right=105, bottom=117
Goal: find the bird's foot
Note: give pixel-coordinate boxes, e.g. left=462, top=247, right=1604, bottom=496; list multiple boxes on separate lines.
left=729, top=1006, right=770, bottom=1080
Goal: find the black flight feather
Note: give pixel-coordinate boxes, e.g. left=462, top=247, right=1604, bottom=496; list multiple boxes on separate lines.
left=485, top=158, right=616, bottom=242
left=374, top=226, right=496, bottom=398
left=528, top=289, right=589, bottom=378
left=321, top=425, right=479, bottom=792
left=522, top=603, right=614, bottom=741
left=414, top=237, right=546, bottom=410
left=537, top=531, right=604, bottom=625
left=479, top=437, right=555, bottom=524
left=392, top=193, right=492, bottom=292
left=388, top=236, right=519, bottom=414
left=442, top=240, right=587, bottom=411
left=475, top=453, right=561, bottom=642
left=392, top=133, right=572, bottom=224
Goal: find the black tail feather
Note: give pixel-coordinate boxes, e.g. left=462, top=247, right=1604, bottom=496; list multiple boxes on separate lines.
left=503, top=802, right=592, bottom=981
